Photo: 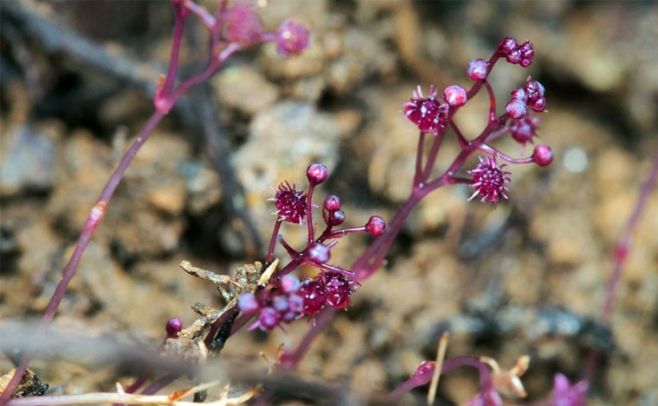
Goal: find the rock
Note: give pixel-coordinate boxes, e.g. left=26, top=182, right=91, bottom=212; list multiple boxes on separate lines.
left=213, top=65, right=279, bottom=115
left=0, top=125, right=57, bottom=196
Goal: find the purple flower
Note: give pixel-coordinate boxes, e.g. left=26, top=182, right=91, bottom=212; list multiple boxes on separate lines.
left=274, top=182, right=307, bottom=224
left=468, top=156, right=511, bottom=204
left=403, top=85, right=449, bottom=135
left=550, top=374, right=588, bottom=406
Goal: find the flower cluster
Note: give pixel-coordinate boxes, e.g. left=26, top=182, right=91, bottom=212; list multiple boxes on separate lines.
left=238, top=163, right=385, bottom=331
left=223, top=2, right=310, bottom=56
left=400, top=36, right=554, bottom=206
left=506, top=77, right=548, bottom=119
left=498, top=36, right=535, bottom=67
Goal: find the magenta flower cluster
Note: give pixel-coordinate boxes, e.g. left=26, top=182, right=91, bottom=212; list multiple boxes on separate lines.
left=238, top=163, right=385, bottom=331
left=223, top=1, right=309, bottom=56
left=402, top=35, right=553, bottom=205
left=498, top=36, right=535, bottom=67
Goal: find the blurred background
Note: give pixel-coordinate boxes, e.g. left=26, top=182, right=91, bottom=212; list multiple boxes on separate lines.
left=1, top=0, right=657, bottom=404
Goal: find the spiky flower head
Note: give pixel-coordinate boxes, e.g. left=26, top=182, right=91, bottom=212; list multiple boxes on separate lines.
left=274, top=181, right=307, bottom=223
left=468, top=156, right=511, bottom=204
left=403, top=85, right=449, bottom=135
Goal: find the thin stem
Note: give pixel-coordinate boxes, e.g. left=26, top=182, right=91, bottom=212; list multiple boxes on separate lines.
left=279, top=309, right=336, bottom=370
left=479, top=144, right=533, bottom=165
left=266, top=218, right=283, bottom=264
left=279, top=237, right=301, bottom=259
left=306, top=185, right=317, bottom=244
left=583, top=153, right=658, bottom=383
left=324, top=226, right=366, bottom=239
left=0, top=110, right=166, bottom=405
left=353, top=188, right=427, bottom=281
left=482, top=80, right=497, bottom=124
left=184, top=1, right=216, bottom=29
left=414, top=131, right=426, bottom=185
left=451, top=122, right=469, bottom=149
left=420, top=132, right=446, bottom=182
left=441, top=356, right=492, bottom=389
left=1, top=27, right=244, bottom=406
left=160, top=6, right=187, bottom=97
left=601, top=152, right=658, bottom=323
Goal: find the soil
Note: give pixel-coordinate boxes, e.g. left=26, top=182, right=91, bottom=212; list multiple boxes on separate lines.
left=1, top=1, right=657, bottom=405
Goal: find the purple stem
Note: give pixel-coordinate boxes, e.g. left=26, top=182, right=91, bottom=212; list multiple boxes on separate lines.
left=388, top=377, right=424, bottom=400
left=414, top=131, right=426, bottom=185
left=479, top=143, right=533, bottom=164
left=601, top=153, right=658, bottom=323
left=0, top=14, right=245, bottom=406
left=266, top=218, right=283, bottom=264
left=279, top=309, right=336, bottom=370
left=387, top=356, right=492, bottom=402
left=306, top=184, right=317, bottom=244
left=160, top=5, right=187, bottom=97
left=584, top=152, right=658, bottom=382
left=482, top=80, right=497, bottom=124
left=0, top=109, right=166, bottom=405
left=324, top=226, right=367, bottom=239
left=420, top=132, right=446, bottom=182
left=185, top=1, right=216, bottom=29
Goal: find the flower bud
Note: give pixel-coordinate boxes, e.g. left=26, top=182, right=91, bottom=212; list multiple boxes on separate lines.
left=532, top=144, right=553, bottom=167
left=165, top=317, right=183, bottom=338
left=467, top=58, right=489, bottom=81
left=365, top=215, right=386, bottom=237
left=275, top=19, right=310, bottom=57
left=307, top=163, right=329, bottom=185
left=444, top=85, right=468, bottom=107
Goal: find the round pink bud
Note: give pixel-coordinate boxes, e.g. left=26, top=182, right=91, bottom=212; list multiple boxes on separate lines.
left=506, top=99, right=527, bottom=119
left=307, top=162, right=329, bottom=185
left=510, top=87, right=528, bottom=102
left=165, top=317, right=183, bottom=338
left=444, top=85, right=468, bottom=107
left=506, top=49, right=522, bottom=64
left=323, top=195, right=341, bottom=212
left=224, top=3, right=264, bottom=45
left=365, top=215, right=386, bottom=237
left=328, top=209, right=345, bottom=226
left=308, top=243, right=331, bottom=263
left=500, top=36, right=518, bottom=54
left=532, top=144, right=553, bottom=167
left=509, top=116, right=539, bottom=145
left=467, top=58, right=489, bottom=81
left=238, top=292, right=260, bottom=313
left=280, top=274, right=301, bottom=293
left=275, top=19, right=310, bottom=57
left=531, top=97, right=547, bottom=112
